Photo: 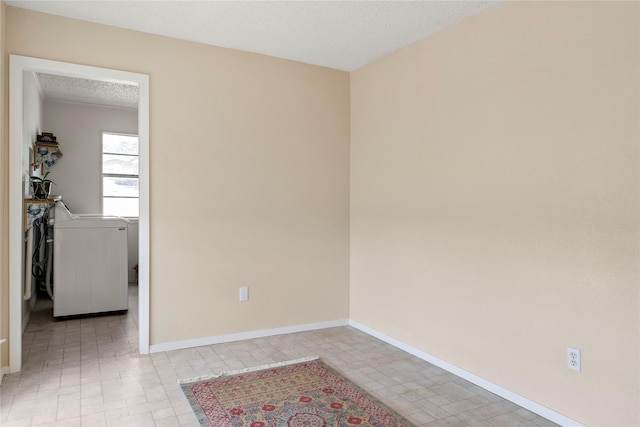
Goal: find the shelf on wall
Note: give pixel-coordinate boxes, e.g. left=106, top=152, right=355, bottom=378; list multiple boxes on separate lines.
left=33, top=142, right=63, bottom=172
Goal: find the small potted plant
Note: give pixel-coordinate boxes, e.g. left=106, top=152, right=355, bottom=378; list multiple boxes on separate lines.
left=30, top=171, right=55, bottom=199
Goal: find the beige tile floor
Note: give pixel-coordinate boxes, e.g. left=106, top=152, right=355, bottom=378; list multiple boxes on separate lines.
left=1, top=285, right=559, bottom=427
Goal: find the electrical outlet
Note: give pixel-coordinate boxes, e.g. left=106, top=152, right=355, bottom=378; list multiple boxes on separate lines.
left=239, top=287, right=249, bottom=302
left=567, top=347, right=581, bottom=372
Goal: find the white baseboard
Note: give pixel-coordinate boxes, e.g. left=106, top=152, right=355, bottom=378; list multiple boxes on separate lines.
left=148, top=318, right=583, bottom=426
left=349, top=320, right=585, bottom=427
left=149, top=319, right=350, bottom=353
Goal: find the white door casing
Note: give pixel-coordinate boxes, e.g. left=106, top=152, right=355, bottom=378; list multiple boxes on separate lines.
left=8, top=55, right=150, bottom=372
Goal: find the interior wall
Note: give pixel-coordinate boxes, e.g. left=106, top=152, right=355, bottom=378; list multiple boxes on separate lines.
left=21, top=71, right=42, bottom=327
left=4, top=7, right=350, bottom=345
left=43, top=99, right=139, bottom=280
left=350, top=2, right=639, bottom=426
left=42, top=99, right=138, bottom=214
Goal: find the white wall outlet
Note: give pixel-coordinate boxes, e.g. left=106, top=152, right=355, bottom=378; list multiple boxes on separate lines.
left=239, top=287, right=249, bottom=302
left=567, top=347, right=581, bottom=372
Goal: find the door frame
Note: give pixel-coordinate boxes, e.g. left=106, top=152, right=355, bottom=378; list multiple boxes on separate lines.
left=8, top=55, right=150, bottom=372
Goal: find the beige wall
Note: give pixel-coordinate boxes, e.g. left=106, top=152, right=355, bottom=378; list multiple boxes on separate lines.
left=2, top=2, right=638, bottom=425
left=350, top=2, right=639, bottom=426
left=3, top=7, right=350, bottom=345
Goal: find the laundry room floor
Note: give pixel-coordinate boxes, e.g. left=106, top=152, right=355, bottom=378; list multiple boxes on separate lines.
left=0, top=285, right=558, bottom=427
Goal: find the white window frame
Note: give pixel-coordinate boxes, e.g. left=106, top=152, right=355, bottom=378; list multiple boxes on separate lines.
left=101, top=131, right=140, bottom=218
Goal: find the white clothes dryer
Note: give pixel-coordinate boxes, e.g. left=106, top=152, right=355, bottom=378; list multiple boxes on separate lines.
left=53, top=201, right=129, bottom=317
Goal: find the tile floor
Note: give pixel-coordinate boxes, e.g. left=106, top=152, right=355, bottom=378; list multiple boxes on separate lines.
left=1, top=285, right=559, bottom=427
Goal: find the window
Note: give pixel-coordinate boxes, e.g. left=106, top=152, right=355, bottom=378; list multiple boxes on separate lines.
left=102, top=132, right=139, bottom=217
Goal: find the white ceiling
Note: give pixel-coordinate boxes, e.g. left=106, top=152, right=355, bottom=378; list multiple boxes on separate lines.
left=11, top=0, right=498, bottom=107
left=36, top=73, right=140, bottom=109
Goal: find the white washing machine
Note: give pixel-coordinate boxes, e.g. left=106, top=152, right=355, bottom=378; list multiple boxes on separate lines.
left=53, top=201, right=129, bottom=317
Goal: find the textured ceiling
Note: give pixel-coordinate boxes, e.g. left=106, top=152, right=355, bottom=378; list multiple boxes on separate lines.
left=8, top=0, right=497, bottom=72
left=35, top=73, right=140, bottom=109
left=14, top=0, right=498, bottom=108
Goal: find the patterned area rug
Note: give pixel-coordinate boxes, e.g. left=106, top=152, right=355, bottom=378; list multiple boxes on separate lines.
left=180, top=357, right=415, bottom=427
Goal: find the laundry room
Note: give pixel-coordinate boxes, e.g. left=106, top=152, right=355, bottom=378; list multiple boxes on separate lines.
left=22, top=70, right=140, bottom=327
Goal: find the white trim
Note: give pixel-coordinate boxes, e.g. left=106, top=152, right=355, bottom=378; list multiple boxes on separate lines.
left=9, top=55, right=151, bottom=373
left=137, top=74, right=150, bottom=354
left=43, top=97, right=138, bottom=112
left=149, top=319, right=349, bottom=354
left=9, top=56, right=24, bottom=373
left=348, top=320, right=585, bottom=427
left=100, top=131, right=140, bottom=218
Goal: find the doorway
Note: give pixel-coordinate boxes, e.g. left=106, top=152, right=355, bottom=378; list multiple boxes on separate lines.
left=8, top=55, right=150, bottom=373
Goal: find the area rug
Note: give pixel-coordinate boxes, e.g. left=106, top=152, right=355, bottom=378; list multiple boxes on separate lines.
left=180, top=356, right=415, bottom=427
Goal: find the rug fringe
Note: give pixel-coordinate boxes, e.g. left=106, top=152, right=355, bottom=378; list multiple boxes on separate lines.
left=178, top=355, right=319, bottom=385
